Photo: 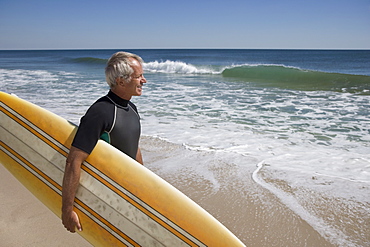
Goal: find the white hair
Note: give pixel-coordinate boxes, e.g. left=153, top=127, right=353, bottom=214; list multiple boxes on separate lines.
left=105, top=51, right=144, bottom=88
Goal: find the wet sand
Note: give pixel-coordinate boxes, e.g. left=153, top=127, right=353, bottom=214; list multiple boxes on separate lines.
left=141, top=136, right=336, bottom=247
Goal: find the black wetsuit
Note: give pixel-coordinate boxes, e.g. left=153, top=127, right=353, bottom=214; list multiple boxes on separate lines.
left=72, top=91, right=141, bottom=159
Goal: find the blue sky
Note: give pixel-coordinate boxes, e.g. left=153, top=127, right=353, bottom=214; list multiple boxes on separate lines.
left=0, top=0, right=369, bottom=49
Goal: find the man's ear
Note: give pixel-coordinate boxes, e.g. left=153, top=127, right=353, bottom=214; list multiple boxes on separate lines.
left=116, top=77, right=125, bottom=86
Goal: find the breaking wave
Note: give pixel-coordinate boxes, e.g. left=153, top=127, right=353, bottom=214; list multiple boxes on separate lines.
left=143, top=60, right=218, bottom=74
left=69, top=57, right=370, bottom=94
left=222, top=64, right=370, bottom=94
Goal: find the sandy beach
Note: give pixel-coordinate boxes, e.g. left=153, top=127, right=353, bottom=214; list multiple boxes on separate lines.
left=0, top=164, right=92, bottom=247
left=0, top=134, right=341, bottom=247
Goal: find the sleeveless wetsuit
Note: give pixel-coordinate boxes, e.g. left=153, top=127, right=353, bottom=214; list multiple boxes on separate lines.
left=72, top=91, right=141, bottom=159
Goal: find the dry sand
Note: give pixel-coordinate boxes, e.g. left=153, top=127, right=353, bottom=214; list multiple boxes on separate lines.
left=0, top=164, right=92, bottom=247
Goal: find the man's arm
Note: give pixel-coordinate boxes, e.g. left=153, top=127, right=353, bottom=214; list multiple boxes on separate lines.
left=61, top=146, right=89, bottom=233
left=136, top=147, right=144, bottom=165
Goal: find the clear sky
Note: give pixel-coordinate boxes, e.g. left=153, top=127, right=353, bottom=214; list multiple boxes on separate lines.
left=0, top=0, right=369, bottom=50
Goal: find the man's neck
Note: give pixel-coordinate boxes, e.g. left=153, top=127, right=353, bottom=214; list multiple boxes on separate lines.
left=110, top=87, right=132, bottom=101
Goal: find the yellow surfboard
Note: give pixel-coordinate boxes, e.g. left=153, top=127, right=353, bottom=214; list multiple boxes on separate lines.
left=0, top=91, right=245, bottom=247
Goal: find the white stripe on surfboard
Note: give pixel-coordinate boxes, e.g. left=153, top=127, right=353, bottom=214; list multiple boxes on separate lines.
left=0, top=134, right=61, bottom=196
left=0, top=102, right=70, bottom=154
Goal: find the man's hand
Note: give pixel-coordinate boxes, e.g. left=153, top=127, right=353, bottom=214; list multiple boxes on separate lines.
left=62, top=209, right=82, bottom=233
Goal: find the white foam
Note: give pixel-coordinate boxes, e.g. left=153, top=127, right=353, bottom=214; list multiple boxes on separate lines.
left=144, top=60, right=218, bottom=74
left=143, top=60, right=305, bottom=75
left=138, top=75, right=370, bottom=186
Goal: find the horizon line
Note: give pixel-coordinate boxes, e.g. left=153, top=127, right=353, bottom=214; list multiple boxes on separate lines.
left=1, top=47, right=370, bottom=51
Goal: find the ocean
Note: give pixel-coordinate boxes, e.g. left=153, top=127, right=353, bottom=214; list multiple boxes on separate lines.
left=1, top=49, right=369, bottom=246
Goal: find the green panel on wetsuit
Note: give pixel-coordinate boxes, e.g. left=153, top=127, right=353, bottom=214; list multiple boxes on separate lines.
left=100, top=132, right=110, bottom=143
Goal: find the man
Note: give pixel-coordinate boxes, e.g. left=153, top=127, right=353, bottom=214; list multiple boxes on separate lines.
left=61, top=51, right=146, bottom=233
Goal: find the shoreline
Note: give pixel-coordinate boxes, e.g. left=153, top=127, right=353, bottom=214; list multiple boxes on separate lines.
left=141, top=136, right=336, bottom=246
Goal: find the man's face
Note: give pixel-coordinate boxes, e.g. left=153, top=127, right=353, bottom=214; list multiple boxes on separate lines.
left=124, top=58, right=146, bottom=97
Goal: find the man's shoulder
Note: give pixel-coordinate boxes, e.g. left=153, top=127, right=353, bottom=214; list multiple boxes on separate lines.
left=90, top=95, right=113, bottom=109
left=84, top=96, right=115, bottom=117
